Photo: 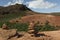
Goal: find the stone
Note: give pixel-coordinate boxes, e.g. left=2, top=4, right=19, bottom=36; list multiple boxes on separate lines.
left=28, top=30, right=35, bottom=34
left=2, top=24, right=8, bottom=29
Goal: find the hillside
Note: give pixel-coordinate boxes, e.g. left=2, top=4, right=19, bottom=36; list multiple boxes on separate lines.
left=10, top=14, right=60, bottom=27
left=39, top=12, right=60, bottom=16
left=0, top=4, right=38, bottom=22
left=0, top=4, right=32, bottom=15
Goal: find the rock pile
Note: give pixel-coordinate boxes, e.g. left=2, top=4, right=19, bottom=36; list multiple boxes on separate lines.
left=28, top=22, right=35, bottom=33
left=28, top=22, right=39, bottom=37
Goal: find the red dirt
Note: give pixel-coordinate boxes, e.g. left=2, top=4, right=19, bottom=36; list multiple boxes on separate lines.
left=9, top=14, right=60, bottom=26
left=17, top=14, right=60, bottom=26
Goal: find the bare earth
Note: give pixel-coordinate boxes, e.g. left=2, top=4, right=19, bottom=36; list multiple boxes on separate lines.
left=41, top=30, right=60, bottom=40
left=18, top=30, right=60, bottom=40
left=0, top=28, right=60, bottom=40
left=10, top=14, right=60, bottom=26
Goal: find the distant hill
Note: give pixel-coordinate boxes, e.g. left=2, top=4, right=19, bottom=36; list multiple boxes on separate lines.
left=0, top=4, right=39, bottom=22
left=0, top=4, right=37, bottom=15
left=40, top=12, right=60, bottom=16
left=0, top=4, right=60, bottom=16
left=50, top=12, right=60, bottom=16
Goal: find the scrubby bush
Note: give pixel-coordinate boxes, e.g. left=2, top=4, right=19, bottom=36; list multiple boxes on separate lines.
left=6, top=22, right=29, bottom=31
left=0, top=20, right=59, bottom=32
left=0, top=22, right=29, bottom=32
left=0, top=22, right=3, bottom=28
left=34, top=21, right=57, bottom=31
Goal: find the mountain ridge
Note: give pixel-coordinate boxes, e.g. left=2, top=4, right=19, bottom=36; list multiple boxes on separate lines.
left=0, top=4, right=31, bottom=15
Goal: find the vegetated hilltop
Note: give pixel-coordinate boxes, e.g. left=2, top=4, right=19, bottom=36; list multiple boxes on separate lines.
left=0, top=4, right=38, bottom=22
left=0, top=4, right=34, bottom=16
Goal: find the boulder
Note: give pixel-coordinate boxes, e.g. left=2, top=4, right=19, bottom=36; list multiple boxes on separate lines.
left=2, top=24, right=8, bottom=29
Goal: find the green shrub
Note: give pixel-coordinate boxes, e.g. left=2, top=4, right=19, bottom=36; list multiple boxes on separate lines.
left=0, top=22, right=29, bottom=32
left=0, top=20, right=59, bottom=32
left=0, top=22, right=3, bottom=28
left=34, top=21, right=57, bottom=31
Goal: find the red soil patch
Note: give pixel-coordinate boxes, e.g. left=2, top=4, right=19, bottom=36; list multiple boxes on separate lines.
left=10, top=14, right=60, bottom=26
left=18, top=14, right=60, bottom=26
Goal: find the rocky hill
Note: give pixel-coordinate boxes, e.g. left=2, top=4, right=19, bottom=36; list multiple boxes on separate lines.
left=0, top=4, right=38, bottom=22
left=0, top=4, right=36, bottom=15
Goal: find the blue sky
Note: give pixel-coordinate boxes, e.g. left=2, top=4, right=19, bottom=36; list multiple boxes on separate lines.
left=0, top=0, right=60, bottom=13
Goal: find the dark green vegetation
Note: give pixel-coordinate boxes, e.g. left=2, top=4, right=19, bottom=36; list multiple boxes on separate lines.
left=0, top=21, right=59, bottom=32
left=0, top=22, right=29, bottom=31
left=0, top=13, right=23, bottom=22
left=34, top=21, right=59, bottom=32
left=7, top=22, right=29, bottom=31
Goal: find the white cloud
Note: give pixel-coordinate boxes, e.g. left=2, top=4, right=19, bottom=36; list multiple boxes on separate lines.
left=4, top=0, right=24, bottom=7
left=27, top=0, right=57, bottom=9
left=4, top=2, right=11, bottom=6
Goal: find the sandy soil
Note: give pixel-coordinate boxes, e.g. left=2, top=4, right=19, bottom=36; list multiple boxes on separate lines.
left=41, top=30, right=60, bottom=40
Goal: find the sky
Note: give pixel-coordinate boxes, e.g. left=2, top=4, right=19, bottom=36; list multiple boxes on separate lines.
left=0, top=0, right=60, bottom=13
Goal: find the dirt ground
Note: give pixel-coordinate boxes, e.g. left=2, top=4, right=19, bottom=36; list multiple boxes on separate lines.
left=10, top=14, right=60, bottom=26
left=40, top=30, right=60, bottom=40
left=17, top=30, right=60, bottom=40
left=0, top=28, right=60, bottom=40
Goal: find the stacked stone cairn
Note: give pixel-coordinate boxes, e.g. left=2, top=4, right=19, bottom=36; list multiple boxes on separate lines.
left=28, top=21, right=39, bottom=37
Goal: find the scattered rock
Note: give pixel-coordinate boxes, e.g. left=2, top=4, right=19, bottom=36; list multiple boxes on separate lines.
left=2, top=23, right=8, bottom=30
left=28, top=30, right=35, bottom=34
